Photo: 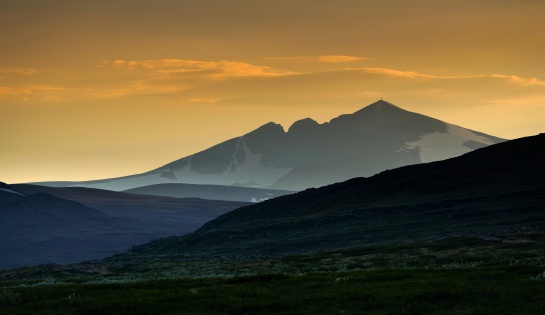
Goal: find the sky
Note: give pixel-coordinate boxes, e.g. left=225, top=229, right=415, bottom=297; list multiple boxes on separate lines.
left=1, top=0, right=545, bottom=183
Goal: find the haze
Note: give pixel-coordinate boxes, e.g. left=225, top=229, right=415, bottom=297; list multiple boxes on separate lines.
left=1, top=0, right=544, bottom=183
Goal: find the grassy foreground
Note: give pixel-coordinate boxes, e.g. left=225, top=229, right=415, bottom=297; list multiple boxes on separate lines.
left=2, top=267, right=545, bottom=314
left=2, top=235, right=545, bottom=314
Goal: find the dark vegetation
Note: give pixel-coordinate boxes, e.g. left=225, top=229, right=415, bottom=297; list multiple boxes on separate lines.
left=2, top=234, right=545, bottom=314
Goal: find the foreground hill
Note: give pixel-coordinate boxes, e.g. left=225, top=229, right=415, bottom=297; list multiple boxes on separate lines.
left=32, top=100, right=505, bottom=191
left=0, top=183, right=247, bottom=269
left=126, top=134, right=545, bottom=259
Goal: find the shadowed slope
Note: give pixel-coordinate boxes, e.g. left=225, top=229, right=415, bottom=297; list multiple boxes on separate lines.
left=126, top=134, right=545, bottom=259
left=1, top=184, right=248, bottom=269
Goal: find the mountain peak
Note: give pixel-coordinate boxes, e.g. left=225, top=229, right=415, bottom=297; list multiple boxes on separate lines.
left=327, top=99, right=410, bottom=126
left=288, top=118, right=319, bottom=134
left=356, top=99, right=406, bottom=113
left=52, top=99, right=506, bottom=192
left=245, top=122, right=285, bottom=136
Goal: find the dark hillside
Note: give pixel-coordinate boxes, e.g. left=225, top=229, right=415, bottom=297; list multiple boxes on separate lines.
left=126, top=134, right=545, bottom=259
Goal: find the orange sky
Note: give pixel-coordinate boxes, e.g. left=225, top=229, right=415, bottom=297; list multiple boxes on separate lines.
left=1, top=0, right=545, bottom=183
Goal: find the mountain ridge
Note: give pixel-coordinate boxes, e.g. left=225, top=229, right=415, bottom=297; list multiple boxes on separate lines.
left=124, top=133, right=545, bottom=259
left=1, top=184, right=248, bottom=269
left=29, top=100, right=506, bottom=191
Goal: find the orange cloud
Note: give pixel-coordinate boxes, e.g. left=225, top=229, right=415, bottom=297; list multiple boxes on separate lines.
left=355, top=68, right=545, bottom=87
left=267, top=55, right=366, bottom=63
left=0, top=66, right=38, bottom=76
left=90, top=61, right=545, bottom=104
left=0, top=85, right=65, bottom=101
left=316, top=55, right=366, bottom=63
left=354, top=68, right=485, bottom=80
left=87, top=83, right=188, bottom=99
left=486, top=94, right=545, bottom=106
left=0, top=86, right=24, bottom=95
left=0, top=85, right=64, bottom=95
left=490, top=74, right=545, bottom=87
left=186, top=97, right=227, bottom=104
left=359, top=67, right=433, bottom=79
left=107, top=59, right=296, bottom=77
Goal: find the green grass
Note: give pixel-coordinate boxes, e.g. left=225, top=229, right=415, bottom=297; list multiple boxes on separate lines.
left=3, top=267, right=545, bottom=314
left=2, top=234, right=545, bottom=314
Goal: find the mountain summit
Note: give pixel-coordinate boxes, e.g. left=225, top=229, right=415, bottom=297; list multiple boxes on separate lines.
left=39, top=100, right=506, bottom=191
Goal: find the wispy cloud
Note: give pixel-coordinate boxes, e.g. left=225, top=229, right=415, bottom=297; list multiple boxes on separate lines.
left=267, top=55, right=366, bottom=63
left=353, top=68, right=482, bottom=80
left=106, top=59, right=296, bottom=77
left=0, top=66, right=38, bottom=76
left=490, top=74, right=545, bottom=87
left=326, top=68, right=545, bottom=87
left=486, top=94, right=545, bottom=106
left=0, top=85, right=65, bottom=101
left=0, top=85, right=64, bottom=95
left=92, top=59, right=545, bottom=106
left=87, top=81, right=188, bottom=99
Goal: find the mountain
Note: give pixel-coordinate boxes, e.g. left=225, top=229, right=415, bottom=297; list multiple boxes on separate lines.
left=12, top=184, right=248, bottom=229
left=123, top=134, right=545, bottom=259
left=1, top=184, right=248, bottom=269
left=0, top=182, right=25, bottom=203
left=122, top=183, right=294, bottom=202
left=32, top=100, right=506, bottom=191
left=0, top=190, right=130, bottom=269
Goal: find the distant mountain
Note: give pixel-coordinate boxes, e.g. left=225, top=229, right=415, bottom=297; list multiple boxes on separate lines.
left=1, top=184, right=247, bottom=269
left=32, top=100, right=505, bottom=191
left=123, top=183, right=294, bottom=202
left=124, top=134, right=545, bottom=259
left=0, top=182, right=25, bottom=203
left=0, top=190, right=131, bottom=269
left=1, top=192, right=106, bottom=220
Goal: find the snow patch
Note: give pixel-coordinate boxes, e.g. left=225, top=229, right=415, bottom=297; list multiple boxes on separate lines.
left=71, top=138, right=292, bottom=191
left=401, top=124, right=496, bottom=163
left=166, top=137, right=292, bottom=187
left=250, top=197, right=270, bottom=203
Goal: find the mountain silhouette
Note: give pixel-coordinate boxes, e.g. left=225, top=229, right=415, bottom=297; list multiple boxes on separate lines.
left=0, top=184, right=247, bottom=269
left=124, top=133, right=545, bottom=259
left=33, top=100, right=505, bottom=191
left=0, top=182, right=25, bottom=203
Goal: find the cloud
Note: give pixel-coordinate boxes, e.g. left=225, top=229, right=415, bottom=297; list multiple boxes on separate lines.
left=94, top=58, right=299, bottom=99
left=355, top=68, right=545, bottom=87
left=352, top=68, right=484, bottom=80
left=486, top=94, right=545, bottom=106
left=106, top=59, right=296, bottom=77
left=91, top=60, right=545, bottom=104
left=0, top=85, right=65, bottom=101
left=321, top=68, right=545, bottom=88
left=185, top=97, right=226, bottom=104
left=267, top=55, right=366, bottom=63
left=0, top=66, right=38, bottom=76
left=86, top=88, right=131, bottom=99
left=0, top=86, right=23, bottom=95
left=359, top=68, right=434, bottom=79
left=87, top=81, right=188, bottom=99
left=490, top=74, right=545, bottom=87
